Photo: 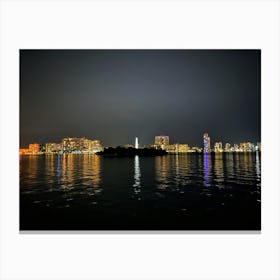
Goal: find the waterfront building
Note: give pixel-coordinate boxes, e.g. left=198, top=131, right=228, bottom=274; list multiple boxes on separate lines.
left=257, top=142, right=261, bottom=152
left=154, top=135, right=169, bottom=150
left=178, top=144, right=189, bottom=153
left=240, top=142, right=246, bottom=152
left=20, top=143, right=41, bottom=155
left=89, top=140, right=103, bottom=153
left=240, top=142, right=255, bottom=152
left=165, top=143, right=190, bottom=153
left=62, top=137, right=102, bottom=153
left=28, top=143, right=40, bottom=154
left=203, top=133, right=211, bottom=153
left=248, top=142, right=256, bottom=152
left=233, top=144, right=239, bottom=152
left=165, top=144, right=176, bottom=153
left=214, top=142, right=223, bottom=153
left=62, top=137, right=80, bottom=153
left=19, top=148, right=29, bottom=155
left=225, top=143, right=231, bottom=152
left=45, top=143, right=59, bottom=154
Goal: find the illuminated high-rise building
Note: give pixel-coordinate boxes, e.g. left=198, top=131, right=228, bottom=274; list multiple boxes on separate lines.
left=45, top=143, right=58, bottom=154
left=28, top=143, right=40, bottom=154
left=203, top=133, right=211, bottom=153
left=135, top=137, right=139, bottom=149
left=89, top=140, right=103, bottom=153
left=62, top=137, right=80, bottom=153
left=154, top=135, right=169, bottom=150
left=62, top=137, right=102, bottom=153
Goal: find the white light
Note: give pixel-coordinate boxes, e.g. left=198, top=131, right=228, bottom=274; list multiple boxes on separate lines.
left=135, top=137, right=139, bottom=149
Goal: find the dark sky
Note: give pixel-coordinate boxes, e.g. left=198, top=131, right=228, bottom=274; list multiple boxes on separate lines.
left=20, top=50, right=261, bottom=148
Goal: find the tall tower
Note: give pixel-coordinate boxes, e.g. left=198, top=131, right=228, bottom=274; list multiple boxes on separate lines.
left=135, top=137, right=139, bottom=149
left=203, top=133, right=211, bottom=153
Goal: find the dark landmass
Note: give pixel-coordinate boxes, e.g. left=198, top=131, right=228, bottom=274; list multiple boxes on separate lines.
left=97, top=147, right=167, bottom=157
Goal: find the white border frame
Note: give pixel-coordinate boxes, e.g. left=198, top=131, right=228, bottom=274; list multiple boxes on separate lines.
left=1, top=0, right=280, bottom=279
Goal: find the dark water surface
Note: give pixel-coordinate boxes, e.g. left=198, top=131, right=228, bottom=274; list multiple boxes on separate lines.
left=20, top=153, right=261, bottom=230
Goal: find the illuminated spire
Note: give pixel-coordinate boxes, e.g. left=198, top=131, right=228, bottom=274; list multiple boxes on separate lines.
left=135, top=137, right=139, bottom=149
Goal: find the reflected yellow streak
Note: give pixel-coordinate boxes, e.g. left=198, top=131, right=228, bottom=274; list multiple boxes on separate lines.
left=214, top=153, right=224, bottom=186
left=91, top=154, right=101, bottom=186
left=61, top=154, right=74, bottom=188
left=155, top=156, right=169, bottom=190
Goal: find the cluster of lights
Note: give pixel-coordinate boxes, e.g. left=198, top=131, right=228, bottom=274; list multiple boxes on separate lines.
left=19, top=134, right=261, bottom=155
left=203, top=133, right=261, bottom=153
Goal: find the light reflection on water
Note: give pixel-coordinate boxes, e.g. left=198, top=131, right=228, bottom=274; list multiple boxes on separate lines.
left=255, top=151, right=261, bottom=179
left=57, top=154, right=61, bottom=180
left=214, top=153, right=224, bottom=188
left=133, top=155, right=141, bottom=196
left=155, top=156, right=169, bottom=190
left=203, top=153, right=210, bottom=187
left=20, top=153, right=261, bottom=211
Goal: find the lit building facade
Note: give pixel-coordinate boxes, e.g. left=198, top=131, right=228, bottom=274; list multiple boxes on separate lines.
left=62, top=137, right=80, bottom=153
left=225, top=143, right=231, bottom=152
left=28, top=143, right=40, bottom=154
left=45, top=143, right=59, bottom=154
left=233, top=144, right=239, bottom=152
left=203, top=133, right=211, bottom=153
left=214, top=142, right=223, bottom=153
left=20, top=143, right=41, bottom=155
left=240, top=142, right=255, bottom=152
left=88, top=140, right=103, bottom=153
left=165, top=144, right=176, bottom=153
left=62, top=137, right=103, bottom=154
left=19, top=148, right=29, bottom=155
left=162, top=143, right=190, bottom=153
left=62, top=137, right=86, bottom=153
left=177, top=144, right=189, bottom=153
left=154, top=135, right=169, bottom=150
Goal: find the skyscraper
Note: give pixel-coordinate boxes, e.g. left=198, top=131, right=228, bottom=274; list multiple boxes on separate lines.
left=135, top=137, right=139, bottom=149
left=203, top=133, right=211, bottom=153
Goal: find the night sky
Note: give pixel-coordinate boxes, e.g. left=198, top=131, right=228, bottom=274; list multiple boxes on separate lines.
left=20, top=50, right=261, bottom=148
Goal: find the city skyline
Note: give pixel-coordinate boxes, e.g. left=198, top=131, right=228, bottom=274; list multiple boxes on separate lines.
left=19, top=133, right=261, bottom=149
left=20, top=50, right=261, bottom=147
left=20, top=133, right=261, bottom=154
